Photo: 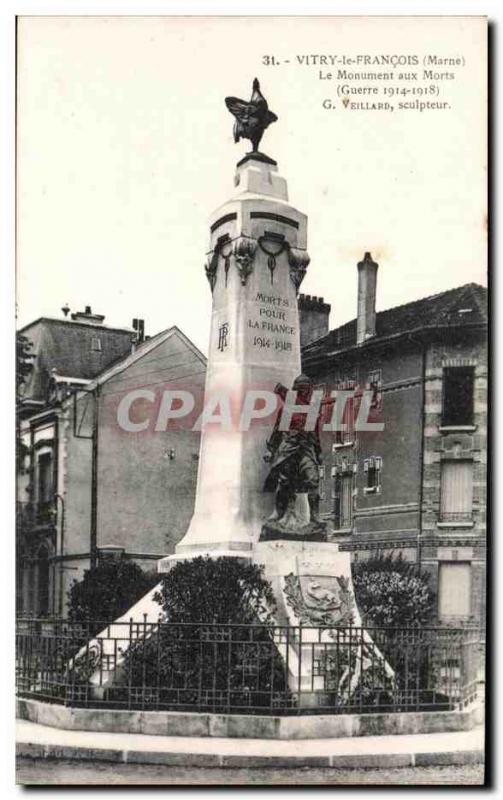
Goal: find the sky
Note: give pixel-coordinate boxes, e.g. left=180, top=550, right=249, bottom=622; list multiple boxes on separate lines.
left=16, top=16, right=487, bottom=355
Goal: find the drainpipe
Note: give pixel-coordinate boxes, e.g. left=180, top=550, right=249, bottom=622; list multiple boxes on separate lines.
left=417, top=343, right=427, bottom=572
left=55, top=493, right=65, bottom=616
left=90, top=385, right=100, bottom=570
left=51, top=418, right=60, bottom=616
left=406, top=332, right=427, bottom=572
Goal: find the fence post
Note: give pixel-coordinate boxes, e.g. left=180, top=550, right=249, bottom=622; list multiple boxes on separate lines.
left=156, top=616, right=162, bottom=708
left=285, top=624, right=290, bottom=709
left=297, top=623, right=302, bottom=713
left=128, top=617, right=133, bottom=709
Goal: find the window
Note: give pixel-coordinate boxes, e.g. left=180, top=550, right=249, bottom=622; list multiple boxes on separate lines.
left=36, top=451, right=54, bottom=524
left=367, top=369, right=383, bottom=411
left=335, top=394, right=355, bottom=446
left=318, top=466, right=326, bottom=500
left=37, top=452, right=53, bottom=504
left=91, top=336, right=102, bottom=352
left=333, top=377, right=356, bottom=391
left=440, top=460, right=473, bottom=522
left=442, top=367, right=474, bottom=426
left=364, top=456, right=382, bottom=494
left=25, top=561, right=36, bottom=615
left=330, top=379, right=356, bottom=447
left=438, top=562, right=471, bottom=620
left=16, top=558, right=24, bottom=615
left=333, top=470, right=353, bottom=530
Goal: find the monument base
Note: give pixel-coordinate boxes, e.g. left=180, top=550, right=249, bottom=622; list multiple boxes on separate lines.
left=236, top=150, right=278, bottom=168
left=253, top=539, right=357, bottom=626
left=158, top=547, right=252, bottom=572
left=253, top=539, right=394, bottom=697
left=78, top=536, right=392, bottom=704
left=259, top=521, right=327, bottom=543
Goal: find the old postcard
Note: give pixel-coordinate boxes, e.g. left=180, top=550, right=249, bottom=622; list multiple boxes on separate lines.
left=15, top=15, right=487, bottom=786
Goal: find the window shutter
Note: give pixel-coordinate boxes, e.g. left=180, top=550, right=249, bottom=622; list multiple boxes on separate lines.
left=340, top=474, right=353, bottom=528
left=438, top=562, right=471, bottom=619
left=440, top=460, right=473, bottom=520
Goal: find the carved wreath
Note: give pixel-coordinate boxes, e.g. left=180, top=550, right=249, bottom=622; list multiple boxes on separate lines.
left=69, top=640, right=102, bottom=683
left=205, top=236, right=309, bottom=292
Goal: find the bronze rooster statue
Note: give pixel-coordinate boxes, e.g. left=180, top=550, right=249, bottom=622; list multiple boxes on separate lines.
left=225, top=78, right=278, bottom=153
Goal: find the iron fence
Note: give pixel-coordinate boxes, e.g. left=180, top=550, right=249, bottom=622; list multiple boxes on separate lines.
left=16, top=617, right=481, bottom=715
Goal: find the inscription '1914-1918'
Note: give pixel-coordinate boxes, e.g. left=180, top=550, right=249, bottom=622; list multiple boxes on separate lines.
left=248, top=292, right=295, bottom=353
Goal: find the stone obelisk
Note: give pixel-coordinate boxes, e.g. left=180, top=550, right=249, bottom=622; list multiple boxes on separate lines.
left=160, top=80, right=309, bottom=565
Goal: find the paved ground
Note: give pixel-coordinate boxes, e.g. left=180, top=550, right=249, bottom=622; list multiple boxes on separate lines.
left=16, top=757, right=485, bottom=785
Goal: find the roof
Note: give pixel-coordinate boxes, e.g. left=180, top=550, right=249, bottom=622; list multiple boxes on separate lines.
left=19, top=317, right=134, bottom=401
left=18, top=323, right=208, bottom=421
left=302, top=283, right=488, bottom=362
left=85, top=324, right=207, bottom=391
left=19, top=316, right=133, bottom=337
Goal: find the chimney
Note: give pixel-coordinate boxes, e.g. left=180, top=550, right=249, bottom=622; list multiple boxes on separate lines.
left=70, top=305, right=105, bottom=326
left=298, top=294, right=331, bottom=347
left=132, top=318, right=145, bottom=343
left=356, top=252, right=378, bottom=344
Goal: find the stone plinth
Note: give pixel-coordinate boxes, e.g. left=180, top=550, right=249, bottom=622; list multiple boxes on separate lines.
left=253, top=540, right=394, bottom=696
left=254, top=540, right=361, bottom=627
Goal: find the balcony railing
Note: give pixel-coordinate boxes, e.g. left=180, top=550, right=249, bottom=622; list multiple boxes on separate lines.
left=438, top=512, right=473, bottom=524
left=334, top=428, right=354, bottom=447
left=16, top=500, right=57, bottom=529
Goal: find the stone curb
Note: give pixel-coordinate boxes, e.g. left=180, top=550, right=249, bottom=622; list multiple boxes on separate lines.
left=16, top=741, right=484, bottom=769
left=16, top=697, right=484, bottom=740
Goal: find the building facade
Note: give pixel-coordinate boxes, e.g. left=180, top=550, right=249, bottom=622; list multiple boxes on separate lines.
left=16, top=308, right=206, bottom=616
left=301, top=256, right=487, bottom=627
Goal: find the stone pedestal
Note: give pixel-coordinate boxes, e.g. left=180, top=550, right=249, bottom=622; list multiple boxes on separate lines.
left=254, top=540, right=359, bottom=627
left=254, top=540, right=394, bottom=697
left=159, top=155, right=309, bottom=568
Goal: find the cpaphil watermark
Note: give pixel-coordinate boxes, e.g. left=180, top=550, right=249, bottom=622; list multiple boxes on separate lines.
left=115, top=385, right=384, bottom=434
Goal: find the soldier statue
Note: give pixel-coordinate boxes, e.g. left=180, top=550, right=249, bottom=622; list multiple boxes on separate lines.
left=262, top=374, right=327, bottom=539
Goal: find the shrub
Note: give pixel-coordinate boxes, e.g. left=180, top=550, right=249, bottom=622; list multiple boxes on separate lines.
left=352, top=552, right=435, bottom=628
left=67, top=556, right=158, bottom=636
left=118, top=557, right=289, bottom=712
left=351, top=553, right=442, bottom=707
left=154, top=555, right=276, bottom=624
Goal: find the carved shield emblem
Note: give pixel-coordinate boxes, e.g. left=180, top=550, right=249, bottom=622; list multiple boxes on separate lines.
left=283, top=561, right=355, bottom=626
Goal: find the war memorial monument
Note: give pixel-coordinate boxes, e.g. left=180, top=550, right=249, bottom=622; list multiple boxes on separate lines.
left=76, top=79, right=392, bottom=701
